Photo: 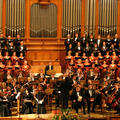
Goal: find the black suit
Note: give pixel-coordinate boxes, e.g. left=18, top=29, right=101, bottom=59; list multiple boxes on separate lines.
left=71, top=88, right=86, bottom=113
left=85, top=89, right=96, bottom=113
left=45, top=65, right=53, bottom=75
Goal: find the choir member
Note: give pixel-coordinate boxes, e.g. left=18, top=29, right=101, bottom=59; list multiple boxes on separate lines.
left=80, top=34, right=87, bottom=47
left=64, top=34, right=72, bottom=51
left=75, top=42, right=83, bottom=56
left=11, top=52, right=19, bottom=65
left=106, top=35, right=111, bottom=48
left=73, top=33, right=80, bottom=47
left=89, top=34, right=94, bottom=48
left=95, top=35, right=102, bottom=48
left=21, top=60, right=30, bottom=77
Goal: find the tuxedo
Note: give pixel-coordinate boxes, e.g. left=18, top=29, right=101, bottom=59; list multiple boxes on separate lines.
left=45, top=65, right=53, bottom=75
left=85, top=89, right=96, bottom=113
left=71, top=88, right=86, bottom=113
left=95, top=39, right=102, bottom=48
left=64, top=38, right=72, bottom=50
left=17, top=45, right=26, bottom=56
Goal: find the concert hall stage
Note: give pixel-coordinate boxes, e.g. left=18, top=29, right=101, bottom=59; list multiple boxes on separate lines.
left=0, top=113, right=120, bottom=120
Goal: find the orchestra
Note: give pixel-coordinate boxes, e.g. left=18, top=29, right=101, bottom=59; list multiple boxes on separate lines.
left=0, top=33, right=120, bottom=117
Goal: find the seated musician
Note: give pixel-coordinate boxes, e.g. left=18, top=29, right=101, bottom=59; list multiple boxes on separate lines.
left=85, top=84, right=96, bottom=113
left=34, top=84, right=46, bottom=114
left=112, top=84, right=120, bottom=114
left=45, top=62, right=53, bottom=75
left=21, top=60, right=30, bottom=77
left=71, top=84, right=86, bottom=114
left=11, top=52, right=19, bottom=65
left=4, top=70, right=13, bottom=82
left=0, top=89, right=11, bottom=116
left=76, top=68, right=85, bottom=81
left=21, top=88, right=34, bottom=114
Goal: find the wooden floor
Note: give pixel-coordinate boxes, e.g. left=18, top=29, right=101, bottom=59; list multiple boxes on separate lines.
left=0, top=110, right=120, bottom=120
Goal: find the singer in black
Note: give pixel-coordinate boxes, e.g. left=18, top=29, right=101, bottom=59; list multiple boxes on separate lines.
left=34, top=85, right=46, bottom=114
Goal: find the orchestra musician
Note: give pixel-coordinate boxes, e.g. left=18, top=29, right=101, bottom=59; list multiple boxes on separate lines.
left=45, top=62, right=53, bottom=75
left=85, top=84, right=96, bottom=113
left=71, top=85, right=86, bottom=114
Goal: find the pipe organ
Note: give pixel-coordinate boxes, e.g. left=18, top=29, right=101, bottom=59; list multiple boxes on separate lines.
left=0, top=0, right=2, bottom=34
left=85, top=0, right=96, bottom=37
left=6, top=0, right=25, bottom=37
left=62, top=0, right=82, bottom=37
left=98, top=0, right=118, bottom=37
left=0, top=0, right=119, bottom=38
left=30, top=3, right=57, bottom=37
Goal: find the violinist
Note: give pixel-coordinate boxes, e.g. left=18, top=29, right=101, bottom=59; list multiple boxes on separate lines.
left=0, top=89, right=11, bottom=116
left=71, top=85, right=86, bottom=114
left=112, top=84, right=120, bottom=114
